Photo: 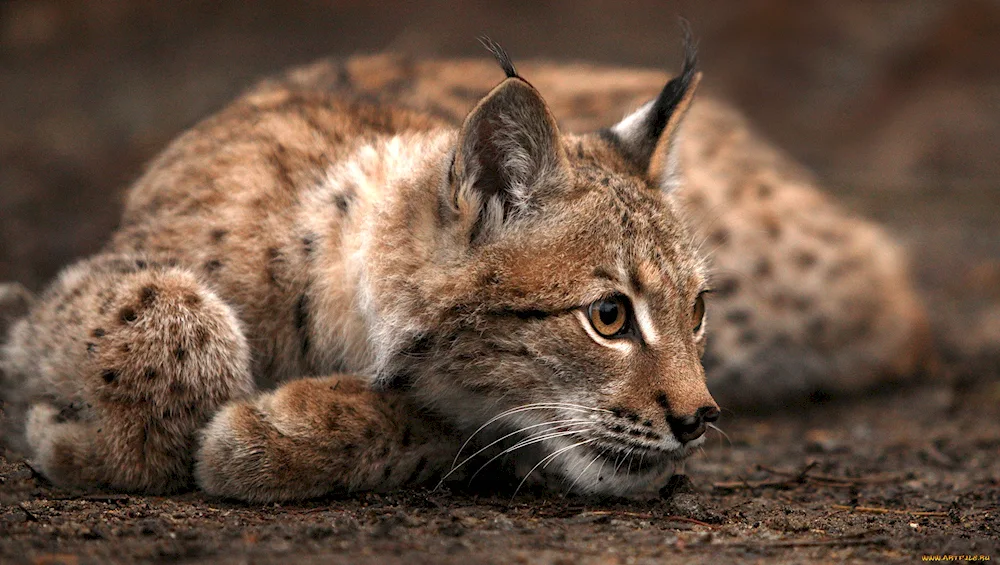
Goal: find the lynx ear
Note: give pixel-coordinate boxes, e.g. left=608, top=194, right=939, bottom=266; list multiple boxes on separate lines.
left=607, top=36, right=700, bottom=193
left=448, top=72, right=568, bottom=243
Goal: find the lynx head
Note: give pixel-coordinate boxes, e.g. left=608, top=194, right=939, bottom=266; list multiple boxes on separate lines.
left=375, top=38, right=718, bottom=496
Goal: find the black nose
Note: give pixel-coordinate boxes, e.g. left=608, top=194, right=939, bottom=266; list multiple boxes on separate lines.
left=668, top=406, right=720, bottom=443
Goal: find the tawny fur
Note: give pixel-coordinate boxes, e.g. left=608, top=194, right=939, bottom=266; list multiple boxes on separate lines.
left=0, top=50, right=929, bottom=502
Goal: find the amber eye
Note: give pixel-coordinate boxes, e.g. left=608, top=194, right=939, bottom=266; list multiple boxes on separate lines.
left=693, top=293, right=706, bottom=333
left=588, top=295, right=630, bottom=338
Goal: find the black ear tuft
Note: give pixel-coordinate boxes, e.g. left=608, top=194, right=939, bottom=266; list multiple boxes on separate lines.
left=478, top=36, right=518, bottom=79
left=604, top=20, right=702, bottom=192
left=646, top=21, right=698, bottom=143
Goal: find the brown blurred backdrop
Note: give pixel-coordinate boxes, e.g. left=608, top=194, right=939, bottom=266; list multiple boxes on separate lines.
left=1, top=0, right=998, bottom=358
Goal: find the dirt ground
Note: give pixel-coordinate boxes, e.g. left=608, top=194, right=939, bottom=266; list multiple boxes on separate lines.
left=2, top=378, right=998, bottom=564
left=1, top=2, right=998, bottom=563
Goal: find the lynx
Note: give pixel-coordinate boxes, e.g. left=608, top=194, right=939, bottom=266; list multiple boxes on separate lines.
left=0, top=39, right=929, bottom=502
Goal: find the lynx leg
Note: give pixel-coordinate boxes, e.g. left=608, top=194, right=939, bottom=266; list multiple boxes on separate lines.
left=2, top=254, right=254, bottom=492
left=196, top=375, right=459, bottom=502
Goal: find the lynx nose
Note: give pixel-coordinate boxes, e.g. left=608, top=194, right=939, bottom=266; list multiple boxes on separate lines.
left=668, top=406, right=720, bottom=443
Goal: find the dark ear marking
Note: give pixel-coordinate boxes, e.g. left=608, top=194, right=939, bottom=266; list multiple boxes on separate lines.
left=605, top=21, right=702, bottom=190
left=447, top=65, right=568, bottom=243
left=646, top=21, right=698, bottom=143
left=478, top=36, right=518, bottom=79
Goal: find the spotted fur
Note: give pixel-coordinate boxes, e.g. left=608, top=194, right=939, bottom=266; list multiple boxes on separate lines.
left=0, top=44, right=929, bottom=501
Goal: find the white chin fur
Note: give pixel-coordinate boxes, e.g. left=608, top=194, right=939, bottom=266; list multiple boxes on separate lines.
left=541, top=435, right=700, bottom=497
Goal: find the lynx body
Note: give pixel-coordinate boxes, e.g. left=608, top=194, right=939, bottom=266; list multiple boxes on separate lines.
left=0, top=45, right=928, bottom=502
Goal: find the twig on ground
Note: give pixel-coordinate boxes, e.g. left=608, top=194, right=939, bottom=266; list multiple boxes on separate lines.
left=50, top=493, right=131, bottom=502
left=712, top=479, right=793, bottom=490
left=758, top=464, right=904, bottom=485
left=831, top=504, right=948, bottom=518
left=713, top=461, right=819, bottom=491
left=793, top=460, right=819, bottom=482
left=289, top=507, right=334, bottom=515
left=580, top=510, right=653, bottom=519
left=17, top=503, right=39, bottom=522
left=576, top=511, right=720, bottom=529
left=717, top=535, right=887, bottom=549
left=661, top=515, right=720, bottom=529
left=714, top=461, right=906, bottom=491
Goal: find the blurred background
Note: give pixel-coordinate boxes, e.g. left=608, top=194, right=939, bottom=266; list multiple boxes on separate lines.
left=1, top=0, right=998, bottom=363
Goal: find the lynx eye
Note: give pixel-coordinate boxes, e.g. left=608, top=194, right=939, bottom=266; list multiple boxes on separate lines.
left=693, top=292, right=707, bottom=333
left=588, top=295, right=630, bottom=338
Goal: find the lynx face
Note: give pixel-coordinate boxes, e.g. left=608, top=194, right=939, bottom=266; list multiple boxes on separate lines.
left=380, top=44, right=719, bottom=495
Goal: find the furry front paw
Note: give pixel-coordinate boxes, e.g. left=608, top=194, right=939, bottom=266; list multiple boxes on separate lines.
left=195, top=384, right=365, bottom=502
left=195, top=376, right=456, bottom=502
left=194, top=401, right=281, bottom=502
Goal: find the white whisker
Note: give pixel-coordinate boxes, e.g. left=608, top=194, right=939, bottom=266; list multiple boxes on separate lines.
left=707, top=423, right=732, bottom=447
left=566, top=446, right=608, bottom=495
left=435, top=418, right=592, bottom=488
left=469, top=427, right=592, bottom=483
left=613, top=447, right=634, bottom=476
left=511, top=438, right=596, bottom=500
left=596, top=449, right=609, bottom=484
left=450, top=402, right=610, bottom=470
